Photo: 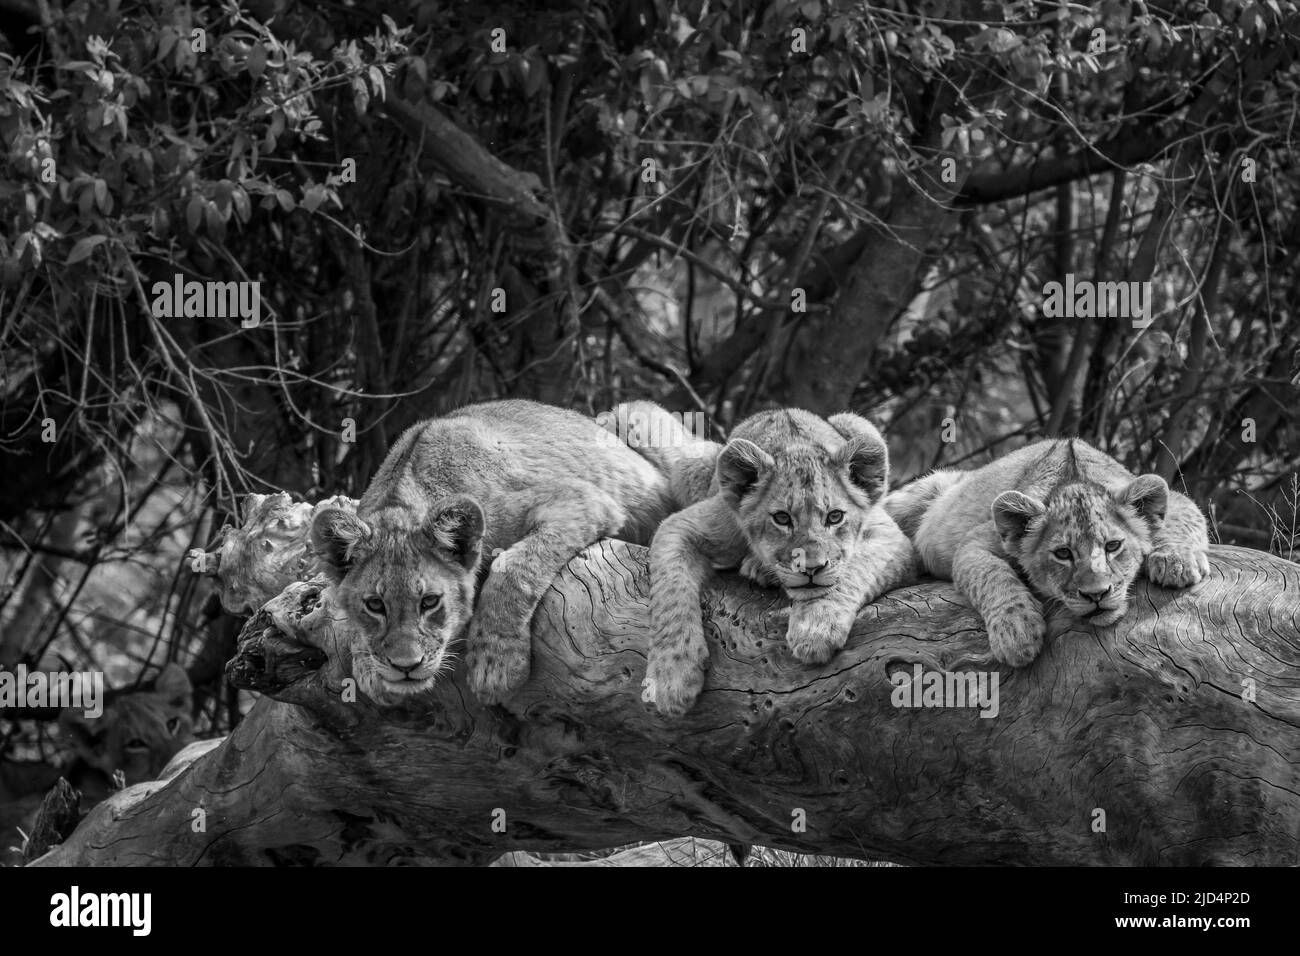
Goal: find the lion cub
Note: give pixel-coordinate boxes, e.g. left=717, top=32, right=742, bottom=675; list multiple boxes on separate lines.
left=885, top=439, right=1210, bottom=666
left=310, top=400, right=675, bottom=706
left=628, top=403, right=917, bottom=717
left=59, top=663, right=194, bottom=803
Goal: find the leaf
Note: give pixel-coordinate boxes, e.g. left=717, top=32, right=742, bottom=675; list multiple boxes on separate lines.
left=231, top=187, right=251, bottom=224
left=511, top=56, right=530, bottom=91
left=157, top=27, right=177, bottom=61
left=970, top=26, right=1020, bottom=53
left=301, top=183, right=326, bottom=213
left=524, top=54, right=546, bottom=97
left=186, top=195, right=204, bottom=234
left=205, top=202, right=226, bottom=240
left=247, top=42, right=267, bottom=78
left=67, top=235, right=107, bottom=264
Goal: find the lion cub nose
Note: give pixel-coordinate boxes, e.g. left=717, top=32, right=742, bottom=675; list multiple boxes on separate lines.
left=385, top=652, right=426, bottom=674
left=1078, top=586, right=1111, bottom=602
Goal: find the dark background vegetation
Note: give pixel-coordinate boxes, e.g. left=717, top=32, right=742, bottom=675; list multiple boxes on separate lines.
left=1, top=1, right=1297, bottom=764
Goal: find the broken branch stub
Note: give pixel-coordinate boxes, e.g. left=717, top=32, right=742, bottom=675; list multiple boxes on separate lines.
left=189, top=492, right=358, bottom=614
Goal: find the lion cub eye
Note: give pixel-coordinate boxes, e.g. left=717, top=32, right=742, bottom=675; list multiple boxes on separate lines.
left=1104, top=539, right=1122, bottom=554
left=771, top=511, right=792, bottom=527
left=825, top=509, right=845, bottom=526
left=1051, top=547, right=1073, bottom=562
left=363, top=596, right=386, bottom=615
left=420, top=594, right=442, bottom=613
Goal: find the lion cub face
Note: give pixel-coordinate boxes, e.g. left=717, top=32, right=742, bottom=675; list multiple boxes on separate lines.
left=992, top=476, right=1167, bottom=626
left=311, top=497, right=484, bottom=704
left=718, top=434, right=887, bottom=595
left=60, top=663, right=194, bottom=787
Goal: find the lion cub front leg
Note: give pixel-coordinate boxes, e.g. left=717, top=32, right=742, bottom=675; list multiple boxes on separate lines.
left=952, top=524, right=1045, bottom=667
left=1145, top=491, right=1211, bottom=589
left=644, top=498, right=746, bottom=717
left=466, top=486, right=627, bottom=705
left=784, top=515, right=918, bottom=664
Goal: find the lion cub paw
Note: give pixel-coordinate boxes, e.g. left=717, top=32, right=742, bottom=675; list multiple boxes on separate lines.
left=1146, top=546, right=1210, bottom=589
left=642, top=649, right=706, bottom=718
left=784, top=602, right=854, bottom=665
left=465, top=615, right=531, bottom=705
left=738, top=554, right=781, bottom=588
left=985, top=604, right=1045, bottom=668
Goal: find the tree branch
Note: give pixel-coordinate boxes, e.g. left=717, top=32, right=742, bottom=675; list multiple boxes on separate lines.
left=381, top=98, right=557, bottom=244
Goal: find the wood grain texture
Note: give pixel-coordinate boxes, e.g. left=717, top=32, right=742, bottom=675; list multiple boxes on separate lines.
left=33, top=541, right=1300, bottom=866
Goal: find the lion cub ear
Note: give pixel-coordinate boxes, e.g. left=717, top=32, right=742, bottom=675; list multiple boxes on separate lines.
left=992, top=491, right=1045, bottom=547
left=154, top=663, right=193, bottom=710
left=718, top=439, right=774, bottom=501
left=425, top=495, right=485, bottom=572
left=832, top=432, right=889, bottom=505
left=310, top=508, right=373, bottom=581
left=1118, top=474, right=1168, bottom=532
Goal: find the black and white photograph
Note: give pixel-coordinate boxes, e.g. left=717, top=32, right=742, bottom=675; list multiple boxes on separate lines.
left=0, top=0, right=1294, bottom=929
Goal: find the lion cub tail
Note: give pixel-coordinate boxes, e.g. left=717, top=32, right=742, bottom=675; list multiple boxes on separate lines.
left=602, top=401, right=720, bottom=507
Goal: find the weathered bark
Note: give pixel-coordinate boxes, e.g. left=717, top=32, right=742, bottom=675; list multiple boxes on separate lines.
left=491, top=837, right=738, bottom=867
left=32, top=532, right=1300, bottom=866
left=22, top=778, right=81, bottom=864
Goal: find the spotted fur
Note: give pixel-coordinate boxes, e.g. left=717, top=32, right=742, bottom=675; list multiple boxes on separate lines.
left=310, top=400, right=676, bottom=706
left=633, top=405, right=918, bottom=717
left=884, top=439, right=1210, bottom=666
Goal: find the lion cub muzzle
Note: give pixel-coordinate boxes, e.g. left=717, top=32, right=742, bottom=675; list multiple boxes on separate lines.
left=371, top=636, right=446, bottom=690
left=774, top=540, right=837, bottom=592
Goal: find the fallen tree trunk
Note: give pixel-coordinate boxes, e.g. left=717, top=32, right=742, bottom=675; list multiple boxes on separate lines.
left=33, top=537, right=1300, bottom=866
